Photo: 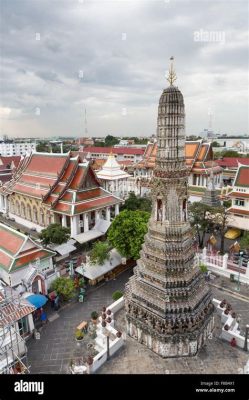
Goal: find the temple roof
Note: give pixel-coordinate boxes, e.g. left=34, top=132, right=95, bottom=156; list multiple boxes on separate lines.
left=134, top=140, right=221, bottom=173
left=0, top=223, right=55, bottom=272
left=96, top=154, right=131, bottom=180
left=233, top=164, right=249, bottom=188
left=1, top=152, right=123, bottom=216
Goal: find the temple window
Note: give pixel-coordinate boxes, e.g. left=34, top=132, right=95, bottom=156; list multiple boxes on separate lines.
left=156, top=199, right=163, bottom=222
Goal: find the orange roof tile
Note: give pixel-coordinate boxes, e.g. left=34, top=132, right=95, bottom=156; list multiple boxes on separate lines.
left=61, top=160, right=77, bottom=182
left=0, top=252, right=12, bottom=269
left=185, top=143, right=199, bottom=158
left=69, top=166, right=87, bottom=189
left=13, top=183, right=47, bottom=198
left=26, top=153, right=68, bottom=176
left=74, top=195, right=120, bottom=214
left=234, top=165, right=249, bottom=187
left=0, top=225, right=25, bottom=255
left=13, top=249, right=52, bottom=270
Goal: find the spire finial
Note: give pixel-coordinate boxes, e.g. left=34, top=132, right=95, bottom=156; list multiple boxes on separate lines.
left=167, top=56, right=177, bottom=86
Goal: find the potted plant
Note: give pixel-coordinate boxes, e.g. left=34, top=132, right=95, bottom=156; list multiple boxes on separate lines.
left=231, top=312, right=236, bottom=318
left=102, top=306, right=106, bottom=312
left=91, top=311, right=99, bottom=324
left=116, top=331, right=122, bottom=338
left=101, top=321, right=106, bottom=327
left=224, top=324, right=230, bottom=331
left=106, top=317, right=112, bottom=323
left=75, top=329, right=84, bottom=342
left=106, top=309, right=111, bottom=315
left=102, top=313, right=106, bottom=320
left=224, top=309, right=230, bottom=315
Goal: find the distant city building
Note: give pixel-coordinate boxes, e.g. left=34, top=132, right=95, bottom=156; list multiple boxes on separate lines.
left=80, top=146, right=145, bottom=163
left=227, top=164, right=249, bottom=231
left=77, top=137, right=94, bottom=146
left=0, top=142, right=36, bottom=156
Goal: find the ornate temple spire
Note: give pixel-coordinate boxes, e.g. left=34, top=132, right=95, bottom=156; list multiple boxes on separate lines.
left=167, top=56, right=177, bottom=86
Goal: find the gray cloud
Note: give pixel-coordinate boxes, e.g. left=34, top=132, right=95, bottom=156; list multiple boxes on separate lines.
left=0, top=0, right=248, bottom=138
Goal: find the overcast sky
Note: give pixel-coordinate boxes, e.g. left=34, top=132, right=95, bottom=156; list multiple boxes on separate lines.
left=0, top=0, right=248, bottom=139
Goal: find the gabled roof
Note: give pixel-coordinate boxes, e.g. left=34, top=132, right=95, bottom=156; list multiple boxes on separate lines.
left=216, top=157, right=249, bottom=168
left=0, top=223, right=55, bottom=272
left=0, top=156, right=21, bottom=169
left=233, top=164, right=249, bottom=188
left=0, top=287, right=36, bottom=327
left=134, top=140, right=216, bottom=171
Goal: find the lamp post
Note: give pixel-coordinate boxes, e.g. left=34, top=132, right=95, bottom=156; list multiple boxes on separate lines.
left=235, top=251, right=244, bottom=292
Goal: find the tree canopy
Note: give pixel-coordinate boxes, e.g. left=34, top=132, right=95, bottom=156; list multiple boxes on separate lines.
left=90, top=241, right=110, bottom=265
left=239, top=233, right=249, bottom=251
left=39, top=223, right=70, bottom=245
left=107, top=210, right=150, bottom=259
left=51, top=277, right=75, bottom=301
left=121, top=192, right=152, bottom=212
left=188, top=202, right=211, bottom=248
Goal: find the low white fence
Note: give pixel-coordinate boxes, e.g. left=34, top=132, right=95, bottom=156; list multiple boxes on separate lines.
left=89, top=297, right=125, bottom=374
left=212, top=298, right=249, bottom=351
left=199, top=248, right=249, bottom=285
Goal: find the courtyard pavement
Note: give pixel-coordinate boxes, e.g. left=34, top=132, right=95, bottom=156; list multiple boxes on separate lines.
left=27, top=269, right=132, bottom=374
left=27, top=270, right=249, bottom=375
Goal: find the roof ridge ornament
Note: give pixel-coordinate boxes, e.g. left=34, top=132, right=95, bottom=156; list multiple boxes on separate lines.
left=167, top=56, right=177, bottom=86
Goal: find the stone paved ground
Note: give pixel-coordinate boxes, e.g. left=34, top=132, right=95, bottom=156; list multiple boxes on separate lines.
left=27, top=271, right=249, bottom=374
left=97, top=309, right=248, bottom=374
left=27, top=269, right=132, bottom=374
left=97, top=284, right=249, bottom=374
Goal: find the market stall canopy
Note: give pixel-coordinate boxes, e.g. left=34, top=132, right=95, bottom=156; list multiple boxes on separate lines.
left=51, top=239, right=76, bottom=256
left=225, top=228, right=241, bottom=240
left=73, top=219, right=111, bottom=244
left=75, top=249, right=122, bottom=280
left=26, top=294, right=48, bottom=309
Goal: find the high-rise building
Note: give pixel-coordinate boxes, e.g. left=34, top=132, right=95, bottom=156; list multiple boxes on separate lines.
left=125, top=59, right=214, bottom=357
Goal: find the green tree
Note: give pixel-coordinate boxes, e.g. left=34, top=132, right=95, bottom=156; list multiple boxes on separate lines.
left=51, top=277, right=76, bottom=301
left=207, top=206, right=230, bottom=254
left=122, top=192, right=152, bottom=212
left=112, top=291, right=123, bottom=301
left=188, top=202, right=212, bottom=248
left=108, top=210, right=150, bottom=259
left=39, top=223, right=70, bottom=245
left=221, top=150, right=240, bottom=157
left=90, top=241, right=110, bottom=265
left=211, top=141, right=220, bottom=147
left=105, top=135, right=119, bottom=147
left=240, top=233, right=249, bottom=251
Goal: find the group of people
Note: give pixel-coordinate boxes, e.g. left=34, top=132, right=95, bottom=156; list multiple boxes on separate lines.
left=50, top=293, right=60, bottom=311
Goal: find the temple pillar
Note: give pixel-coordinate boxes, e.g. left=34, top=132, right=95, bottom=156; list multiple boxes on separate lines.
left=70, top=216, right=78, bottom=237
left=95, top=210, right=100, bottom=222
left=106, top=207, right=111, bottom=222
left=83, top=213, right=89, bottom=232
left=62, top=214, right=67, bottom=227
left=115, top=204, right=119, bottom=216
